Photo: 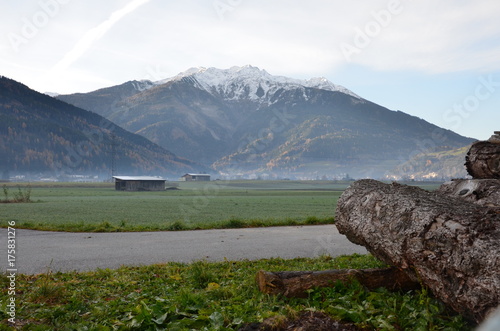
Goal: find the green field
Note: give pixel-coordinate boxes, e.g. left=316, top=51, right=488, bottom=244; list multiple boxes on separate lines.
left=0, top=181, right=346, bottom=232
left=0, top=180, right=443, bottom=232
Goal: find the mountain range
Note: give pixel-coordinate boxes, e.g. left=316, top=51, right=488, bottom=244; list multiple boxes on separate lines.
left=57, top=65, right=475, bottom=179
left=0, top=76, right=196, bottom=180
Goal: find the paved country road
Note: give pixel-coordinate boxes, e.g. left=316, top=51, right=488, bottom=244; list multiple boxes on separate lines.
left=0, top=225, right=367, bottom=275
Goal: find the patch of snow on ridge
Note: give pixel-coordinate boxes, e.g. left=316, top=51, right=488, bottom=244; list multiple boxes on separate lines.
left=156, top=65, right=361, bottom=101
left=304, top=77, right=360, bottom=98
left=132, top=80, right=154, bottom=92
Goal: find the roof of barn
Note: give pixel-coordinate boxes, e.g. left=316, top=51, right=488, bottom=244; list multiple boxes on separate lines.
left=113, top=176, right=165, bottom=181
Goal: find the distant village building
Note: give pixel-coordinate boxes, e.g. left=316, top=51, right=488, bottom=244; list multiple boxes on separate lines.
left=113, top=176, right=166, bottom=191
left=181, top=173, right=211, bottom=181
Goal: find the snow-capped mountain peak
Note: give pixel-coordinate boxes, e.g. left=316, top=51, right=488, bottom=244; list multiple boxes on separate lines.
left=156, top=65, right=360, bottom=102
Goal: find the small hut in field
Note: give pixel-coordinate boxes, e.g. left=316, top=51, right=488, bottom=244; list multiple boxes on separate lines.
left=113, top=176, right=166, bottom=191
left=180, top=173, right=211, bottom=182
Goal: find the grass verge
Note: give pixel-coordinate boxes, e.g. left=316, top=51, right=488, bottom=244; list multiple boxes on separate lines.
left=9, top=216, right=335, bottom=233
left=0, top=254, right=472, bottom=330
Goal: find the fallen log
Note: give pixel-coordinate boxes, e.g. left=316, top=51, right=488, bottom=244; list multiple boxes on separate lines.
left=256, top=267, right=419, bottom=298
left=465, top=136, right=500, bottom=179
left=335, top=179, right=500, bottom=323
left=437, top=179, right=500, bottom=207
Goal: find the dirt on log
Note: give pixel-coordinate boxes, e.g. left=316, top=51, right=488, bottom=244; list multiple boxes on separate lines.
left=335, top=179, right=500, bottom=323
left=437, top=179, right=500, bottom=208
left=465, top=140, right=500, bottom=179
left=256, top=267, right=419, bottom=298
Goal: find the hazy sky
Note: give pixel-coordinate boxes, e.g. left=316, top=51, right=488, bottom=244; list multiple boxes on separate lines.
left=2, top=0, right=500, bottom=140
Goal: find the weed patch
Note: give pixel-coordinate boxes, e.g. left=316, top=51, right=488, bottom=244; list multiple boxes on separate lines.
left=1, top=184, right=32, bottom=203
left=224, top=217, right=246, bottom=228
left=167, top=220, right=187, bottom=231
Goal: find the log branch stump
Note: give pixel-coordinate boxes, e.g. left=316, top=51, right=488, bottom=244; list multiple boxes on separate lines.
left=437, top=178, right=500, bottom=208
left=335, top=179, right=500, bottom=323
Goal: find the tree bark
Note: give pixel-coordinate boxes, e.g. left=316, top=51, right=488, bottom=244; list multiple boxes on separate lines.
left=465, top=140, right=500, bottom=179
left=256, top=267, right=419, bottom=298
left=437, top=179, right=500, bottom=208
left=335, top=179, right=500, bottom=323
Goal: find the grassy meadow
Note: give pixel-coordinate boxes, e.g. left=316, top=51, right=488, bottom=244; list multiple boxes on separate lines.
left=0, top=255, right=471, bottom=330
left=0, top=180, right=443, bottom=232
left=0, top=180, right=348, bottom=232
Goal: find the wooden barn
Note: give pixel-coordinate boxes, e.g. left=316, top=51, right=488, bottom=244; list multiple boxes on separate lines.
left=113, top=176, right=166, bottom=191
left=181, top=173, right=211, bottom=182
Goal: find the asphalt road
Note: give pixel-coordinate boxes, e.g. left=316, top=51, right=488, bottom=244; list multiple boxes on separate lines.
left=0, top=225, right=367, bottom=275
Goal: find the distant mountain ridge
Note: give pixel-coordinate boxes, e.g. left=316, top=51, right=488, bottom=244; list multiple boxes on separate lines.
left=0, top=76, right=196, bottom=179
left=57, top=66, right=475, bottom=179
left=155, top=65, right=361, bottom=101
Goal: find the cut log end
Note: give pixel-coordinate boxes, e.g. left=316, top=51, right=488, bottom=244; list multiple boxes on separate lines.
left=465, top=141, right=500, bottom=179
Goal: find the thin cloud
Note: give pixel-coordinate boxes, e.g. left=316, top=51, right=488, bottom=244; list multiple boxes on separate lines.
left=52, top=0, right=150, bottom=73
